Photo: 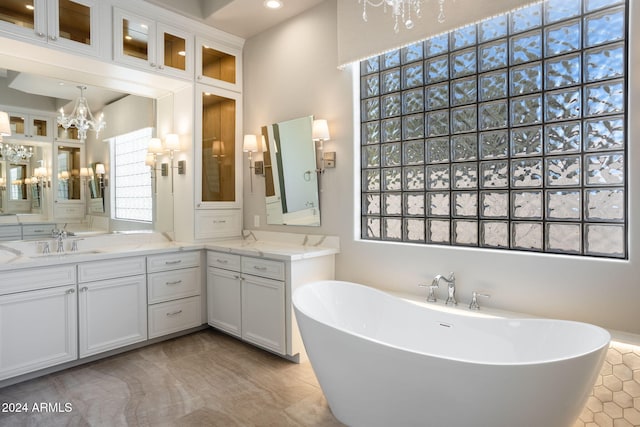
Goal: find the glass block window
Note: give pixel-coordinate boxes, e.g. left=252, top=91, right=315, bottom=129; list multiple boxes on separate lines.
left=360, top=0, right=628, bottom=258
left=111, top=127, right=153, bottom=222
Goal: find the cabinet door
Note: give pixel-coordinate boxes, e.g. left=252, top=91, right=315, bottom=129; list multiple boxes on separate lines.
left=113, top=8, right=157, bottom=71
left=0, top=285, right=77, bottom=381
left=156, top=22, right=193, bottom=79
left=195, top=37, right=242, bottom=92
left=241, top=275, right=285, bottom=354
left=48, top=0, right=100, bottom=57
left=78, top=275, right=147, bottom=358
left=195, top=84, right=242, bottom=209
left=207, top=267, right=241, bottom=337
left=0, top=0, right=46, bottom=43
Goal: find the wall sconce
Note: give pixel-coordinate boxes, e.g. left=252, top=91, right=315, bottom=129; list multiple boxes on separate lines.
left=144, top=134, right=184, bottom=194
left=312, top=119, right=335, bottom=173
left=243, top=134, right=258, bottom=192
left=94, top=163, right=107, bottom=188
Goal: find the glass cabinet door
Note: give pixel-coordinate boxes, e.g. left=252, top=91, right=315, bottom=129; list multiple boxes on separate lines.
left=157, top=23, right=193, bottom=79
left=8, top=113, right=26, bottom=139
left=55, top=0, right=92, bottom=47
left=114, top=8, right=156, bottom=69
left=196, top=85, right=242, bottom=207
left=55, top=143, right=83, bottom=201
left=196, top=37, right=241, bottom=92
left=0, top=0, right=39, bottom=39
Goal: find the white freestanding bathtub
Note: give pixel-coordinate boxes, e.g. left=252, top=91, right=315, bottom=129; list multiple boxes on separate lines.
left=293, top=280, right=610, bottom=427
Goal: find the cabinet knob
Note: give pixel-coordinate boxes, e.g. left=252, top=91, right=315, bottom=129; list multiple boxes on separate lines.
left=197, top=75, right=202, bottom=80
left=49, top=35, right=57, bottom=41
left=81, top=287, right=89, bottom=292
left=66, top=288, right=75, bottom=294
left=150, top=62, right=157, bottom=68
left=36, top=32, right=45, bottom=37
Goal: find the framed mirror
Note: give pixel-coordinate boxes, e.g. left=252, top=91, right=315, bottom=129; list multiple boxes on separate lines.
left=262, top=115, right=320, bottom=226
left=0, top=142, right=50, bottom=214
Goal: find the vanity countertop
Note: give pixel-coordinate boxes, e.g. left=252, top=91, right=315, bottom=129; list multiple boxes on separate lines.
left=206, top=232, right=340, bottom=261
left=0, top=230, right=340, bottom=272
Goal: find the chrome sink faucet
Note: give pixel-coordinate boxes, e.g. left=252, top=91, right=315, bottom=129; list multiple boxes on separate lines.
left=52, top=224, right=68, bottom=253
left=433, top=272, right=456, bottom=305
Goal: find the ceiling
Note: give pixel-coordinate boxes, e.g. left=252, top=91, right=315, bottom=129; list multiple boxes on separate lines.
left=143, top=0, right=325, bottom=39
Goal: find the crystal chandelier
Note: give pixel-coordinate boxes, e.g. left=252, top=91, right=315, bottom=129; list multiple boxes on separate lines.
left=360, top=0, right=447, bottom=33
left=57, top=86, right=106, bottom=141
left=0, top=142, right=33, bottom=162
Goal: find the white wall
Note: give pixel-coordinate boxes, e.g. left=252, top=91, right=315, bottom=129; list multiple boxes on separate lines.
left=243, top=0, right=640, bottom=334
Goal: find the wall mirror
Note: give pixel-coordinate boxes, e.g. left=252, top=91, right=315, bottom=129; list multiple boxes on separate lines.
left=0, top=34, right=183, bottom=236
left=86, top=162, right=104, bottom=213
left=262, top=115, right=320, bottom=226
left=0, top=143, right=50, bottom=214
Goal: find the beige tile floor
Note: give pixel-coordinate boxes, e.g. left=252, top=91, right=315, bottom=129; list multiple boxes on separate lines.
left=0, top=329, right=344, bottom=427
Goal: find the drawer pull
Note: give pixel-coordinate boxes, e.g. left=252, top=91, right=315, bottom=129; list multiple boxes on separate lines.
left=80, top=286, right=88, bottom=292
left=166, top=310, right=183, bottom=317
left=165, top=260, right=182, bottom=265
left=166, top=280, right=183, bottom=285
left=253, top=266, right=268, bottom=271
left=66, top=288, right=76, bottom=294
left=216, top=259, right=229, bottom=264
left=32, top=229, right=45, bottom=233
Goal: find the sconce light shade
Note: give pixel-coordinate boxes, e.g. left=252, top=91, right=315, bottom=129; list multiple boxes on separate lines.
left=0, top=111, right=11, bottom=140
left=312, top=119, right=330, bottom=141
left=148, top=137, right=164, bottom=154
left=80, top=167, right=90, bottom=177
left=94, top=163, right=106, bottom=175
left=243, top=134, right=258, bottom=153
left=165, top=134, right=180, bottom=152
left=145, top=153, right=156, bottom=167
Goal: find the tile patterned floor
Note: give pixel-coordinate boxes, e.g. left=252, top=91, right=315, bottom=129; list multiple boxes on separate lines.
left=0, top=329, right=344, bottom=427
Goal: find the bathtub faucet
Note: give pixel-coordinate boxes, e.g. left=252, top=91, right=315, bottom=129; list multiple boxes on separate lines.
left=433, top=272, right=456, bottom=305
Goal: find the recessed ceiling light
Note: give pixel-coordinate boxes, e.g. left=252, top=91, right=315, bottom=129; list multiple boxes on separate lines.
left=264, top=0, right=283, bottom=10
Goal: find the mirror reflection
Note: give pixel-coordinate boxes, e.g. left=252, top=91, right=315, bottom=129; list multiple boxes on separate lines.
left=0, top=143, right=50, bottom=214
left=263, top=116, right=320, bottom=226
left=56, top=145, right=81, bottom=201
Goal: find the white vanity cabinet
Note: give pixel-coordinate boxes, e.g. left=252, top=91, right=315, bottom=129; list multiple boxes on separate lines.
left=0, top=266, right=77, bottom=381
left=207, top=252, right=285, bottom=354
left=146, top=251, right=202, bottom=339
left=206, top=246, right=336, bottom=360
left=77, top=257, right=147, bottom=357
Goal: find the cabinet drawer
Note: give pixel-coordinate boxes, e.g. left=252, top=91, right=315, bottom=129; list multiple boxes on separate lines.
left=0, top=225, right=22, bottom=241
left=0, top=265, right=76, bottom=295
left=147, top=251, right=201, bottom=273
left=54, top=203, right=84, bottom=219
left=242, top=257, right=285, bottom=281
left=148, top=267, right=201, bottom=304
left=22, top=224, right=55, bottom=239
left=208, top=251, right=241, bottom=271
left=148, top=296, right=202, bottom=339
left=195, top=210, right=241, bottom=240
left=78, top=257, right=146, bottom=283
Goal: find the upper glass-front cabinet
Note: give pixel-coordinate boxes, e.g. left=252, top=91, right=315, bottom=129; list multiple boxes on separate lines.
left=113, top=8, right=193, bottom=79
left=0, top=0, right=100, bottom=57
left=6, top=111, right=53, bottom=142
left=195, top=85, right=242, bottom=208
left=196, top=37, right=242, bottom=92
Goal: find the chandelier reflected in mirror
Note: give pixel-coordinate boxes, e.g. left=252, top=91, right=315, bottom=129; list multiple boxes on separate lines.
left=0, top=143, right=33, bottom=162
left=57, top=86, right=106, bottom=141
left=360, top=0, right=447, bottom=33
